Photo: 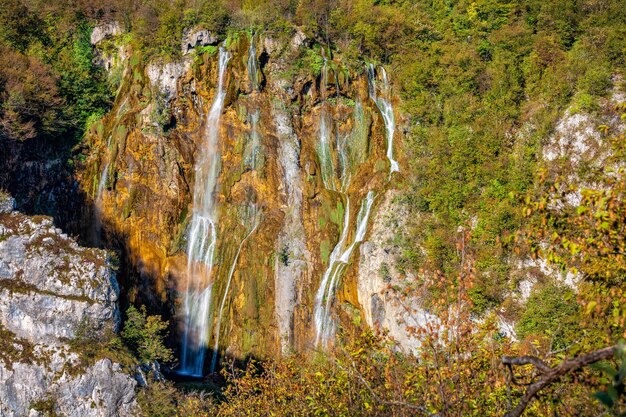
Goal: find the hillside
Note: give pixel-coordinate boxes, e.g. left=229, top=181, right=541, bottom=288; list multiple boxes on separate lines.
left=0, top=1, right=625, bottom=415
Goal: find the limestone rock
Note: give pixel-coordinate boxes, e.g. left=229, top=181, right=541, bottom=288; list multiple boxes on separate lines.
left=357, top=190, right=435, bottom=351
left=91, top=22, right=123, bottom=45
left=291, top=29, right=307, bottom=50
left=182, top=28, right=218, bottom=55
left=0, top=207, right=137, bottom=417
left=146, top=60, right=191, bottom=101
left=0, top=212, right=120, bottom=344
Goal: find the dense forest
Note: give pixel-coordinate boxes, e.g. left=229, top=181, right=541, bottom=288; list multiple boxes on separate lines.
left=1, top=0, right=626, bottom=416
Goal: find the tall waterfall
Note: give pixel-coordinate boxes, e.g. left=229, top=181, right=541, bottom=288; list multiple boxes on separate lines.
left=318, top=58, right=336, bottom=191
left=179, top=47, right=230, bottom=377
left=313, top=56, right=376, bottom=347
left=93, top=132, right=114, bottom=245
left=244, top=35, right=262, bottom=171
left=367, top=64, right=400, bottom=175
left=210, top=207, right=261, bottom=373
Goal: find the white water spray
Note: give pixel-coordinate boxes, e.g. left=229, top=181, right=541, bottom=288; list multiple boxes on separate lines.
left=179, top=47, right=230, bottom=377
left=367, top=64, right=399, bottom=176
left=313, top=55, right=377, bottom=347
left=314, top=191, right=375, bottom=346
left=247, top=34, right=259, bottom=92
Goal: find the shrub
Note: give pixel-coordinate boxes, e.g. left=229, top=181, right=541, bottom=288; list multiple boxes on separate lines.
left=121, top=305, right=173, bottom=363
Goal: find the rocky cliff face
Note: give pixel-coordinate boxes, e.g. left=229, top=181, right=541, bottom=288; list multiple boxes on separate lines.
left=81, top=28, right=406, bottom=367
left=0, top=194, right=137, bottom=417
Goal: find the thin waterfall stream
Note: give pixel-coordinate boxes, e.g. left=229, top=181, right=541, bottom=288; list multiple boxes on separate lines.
left=210, top=209, right=261, bottom=373
left=367, top=64, right=400, bottom=176
left=313, top=56, right=376, bottom=348
left=179, top=46, right=230, bottom=377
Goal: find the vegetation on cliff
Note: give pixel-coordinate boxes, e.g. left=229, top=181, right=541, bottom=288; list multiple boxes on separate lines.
left=1, top=0, right=626, bottom=416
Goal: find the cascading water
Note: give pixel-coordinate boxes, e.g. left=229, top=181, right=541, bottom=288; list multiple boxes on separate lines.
left=314, top=192, right=375, bottom=346
left=367, top=64, right=400, bottom=176
left=318, top=58, right=336, bottom=191
left=210, top=206, right=261, bottom=373
left=313, top=56, right=376, bottom=347
left=179, top=47, right=231, bottom=377
left=93, top=132, right=114, bottom=245
left=245, top=110, right=262, bottom=170
left=244, top=35, right=262, bottom=171
left=247, top=33, right=259, bottom=92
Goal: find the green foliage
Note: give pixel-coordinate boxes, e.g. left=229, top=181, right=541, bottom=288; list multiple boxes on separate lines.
left=516, top=280, right=580, bottom=350
left=0, top=4, right=112, bottom=143
left=137, top=381, right=180, bottom=417
left=53, top=22, right=112, bottom=137
left=121, top=305, right=173, bottom=363
left=196, top=45, right=217, bottom=56
left=0, top=0, right=39, bottom=51
left=68, top=317, right=137, bottom=370
left=593, top=342, right=626, bottom=414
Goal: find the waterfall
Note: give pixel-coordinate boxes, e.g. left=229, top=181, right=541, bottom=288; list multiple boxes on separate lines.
left=247, top=33, right=259, bottom=92
left=245, top=110, right=262, bottom=170
left=367, top=64, right=400, bottom=176
left=210, top=208, right=261, bottom=373
left=313, top=55, right=376, bottom=347
left=244, top=34, right=262, bottom=171
left=93, top=132, right=114, bottom=245
left=179, top=47, right=230, bottom=377
left=318, top=58, right=336, bottom=191
left=314, top=191, right=375, bottom=347
left=318, top=113, right=336, bottom=190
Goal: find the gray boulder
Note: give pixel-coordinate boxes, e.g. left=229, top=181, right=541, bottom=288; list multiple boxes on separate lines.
left=182, top=28, right=218, bottom=55
left=0, top=208, right=138, bottom=417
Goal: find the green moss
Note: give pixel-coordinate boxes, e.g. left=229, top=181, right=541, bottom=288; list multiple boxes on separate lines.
left=0, top=323, right=36, bottom=369
left=197, top=45, right=217, bottom=56
left=320, top=239, right=330, bottom=265
left=30, top=396, right=60, bottom=417
left=67, top=319, right=138, bottom=374
left=329, top=200, right=344, bottom=227
left=121, top=188, right=138, bottom=219
left=0, top=278, right=96, bottom=304
left=374, top=159, right=387, bottom=172
left=318, top=216, right=326, bottom=228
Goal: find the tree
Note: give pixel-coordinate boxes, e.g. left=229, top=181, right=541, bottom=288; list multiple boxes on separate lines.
left=0, top=46, right=63, bottom=140
left=121, top=305, right=173, bottom=363
left=504, top=131, right=626, bottom=415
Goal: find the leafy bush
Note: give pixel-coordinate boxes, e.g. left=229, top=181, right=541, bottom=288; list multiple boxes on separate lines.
left=121, top=305, right=173, bottom=363
left=516, top=280, right=580, bottom=350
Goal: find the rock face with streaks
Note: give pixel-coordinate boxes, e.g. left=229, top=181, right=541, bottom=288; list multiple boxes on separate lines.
left=0, top=193, right=137, bottom=417
left=81, top=30, right=402, bottom=369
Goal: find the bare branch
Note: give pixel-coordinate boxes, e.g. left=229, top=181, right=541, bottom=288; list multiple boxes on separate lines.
left=502, top=356, right=551, bottom=374
left=503, top=345, right=616, bottom=417
left=332, top=356, right=438, bottom=417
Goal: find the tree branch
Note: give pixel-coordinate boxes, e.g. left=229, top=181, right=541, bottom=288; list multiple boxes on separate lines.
left=503, top=345, right=616, bottom=417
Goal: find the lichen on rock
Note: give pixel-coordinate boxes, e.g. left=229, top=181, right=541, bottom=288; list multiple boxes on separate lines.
left=0, top=202, right=137, bottom=417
